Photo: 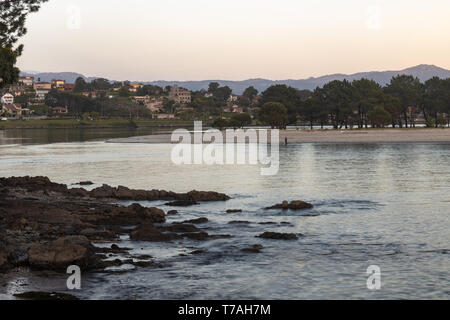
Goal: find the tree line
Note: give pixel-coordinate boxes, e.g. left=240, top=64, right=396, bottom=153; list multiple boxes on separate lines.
left=257, top=76, right=450, bottom=129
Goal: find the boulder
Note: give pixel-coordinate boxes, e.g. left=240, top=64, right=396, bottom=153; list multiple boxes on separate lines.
left=89, top=184, right=115, bottom=198
left=28, top=236, right=97, bottom=269
left=167, top=210, right=178, bottom=215
left=130, top=224, right=180, bottom=242
left=67, top=188, right=89, bottom=198
left=161, top=224, right=200, bottom=233
left=187, top=190, right=230, bottom=202
left=257, top=232, right=300, bottom=240
left=265, top=200, right=313, bottom=210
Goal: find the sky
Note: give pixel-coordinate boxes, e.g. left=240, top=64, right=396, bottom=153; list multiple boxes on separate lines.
left=16, top=0, right=450, bottom=81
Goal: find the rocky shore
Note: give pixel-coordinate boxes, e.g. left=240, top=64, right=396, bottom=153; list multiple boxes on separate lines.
left=0, top=176, right=231, bottom=272
left=0, top=176, right=313, bottom=299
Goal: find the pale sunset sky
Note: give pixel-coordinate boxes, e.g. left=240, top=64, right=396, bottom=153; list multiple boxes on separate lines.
left=17, top=0, right=450, bottom=81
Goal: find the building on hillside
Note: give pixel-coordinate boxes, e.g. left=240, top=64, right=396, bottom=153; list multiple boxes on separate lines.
left=146, top=98, right=164, bottom=113
left=227, top=94, right=239, bottom=103
left=64, top=83, right=75, bottom=91
left=8, top=85, right=26, bottom=96
left=82, top=92, right=99, bottom=99
left=132, top=95, right=151, bottom=104
left=224, top=104, right=244, bottom=113
left=35, top=89, right=50, bottom=101
left=152, top=113, right=175, bottom=120
left=34, top=82, right=52, bottom=90
left=19, top=76, right=35, bottom=87
left=129, top=83, right=143, bottom=93
left=52, top=106, right=68, bottom=114
left=1, top=104, right=22, bottom=117
left=1, top=93, right=14, bottom=105
left=51, top=79, right=66, bottom=90
left=169, top=85, right=191, bottom=104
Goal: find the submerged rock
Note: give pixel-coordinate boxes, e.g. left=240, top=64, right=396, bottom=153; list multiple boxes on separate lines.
left=257, top=232, right=300, bottom=240
left=178, top=218, right=209, bottom=225
left=165, top=200, right=198, bottom=207
left=14, top=291, right=79, bottom=300
left=226, top=209, right=243, bottom=213
left=241, top=244, right=264, bottom=253
left=265, top=200, right=313, bottom=210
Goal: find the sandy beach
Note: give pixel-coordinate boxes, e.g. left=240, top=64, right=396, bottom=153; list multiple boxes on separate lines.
left=107, top=128, right=450, bottom=144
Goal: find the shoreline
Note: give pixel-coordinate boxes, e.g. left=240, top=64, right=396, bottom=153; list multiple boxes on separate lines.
left=107, top=128, right=450, bottom=144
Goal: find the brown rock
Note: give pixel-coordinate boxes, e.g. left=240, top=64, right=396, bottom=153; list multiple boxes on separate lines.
left=28, top=236, right=97, bottom=269
left=130, top=224, right=180, bottom=242
left=265, top=200, right=313, bottom=210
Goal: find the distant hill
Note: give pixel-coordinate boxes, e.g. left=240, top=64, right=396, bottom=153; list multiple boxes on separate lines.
left=21, top=64, right=450, bottom=94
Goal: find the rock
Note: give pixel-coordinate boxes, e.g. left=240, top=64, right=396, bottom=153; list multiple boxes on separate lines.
left=90, top=184, right=115, bottom=198
left=187, top=190, right=230, bottom=202
left=130, top=224, right=181, bottom=242
left=184, top=232, right=209, bottom=241
left=14, top=291, right=79, bottom=300
left=78, top=181, right=94, bottom=186
left=67, top=188, right=89, bottom=198
left=265, top=200, right=313, bottom=210
left=226, top=209, right=242, bottom=213
left=145, top=207, right=166, bottom=223
left=178, top=218, right=208, bottom=225
left=242, top=244, right=264, bottom=253
left=167, top=210, right=178, bottom=215
left=28, top=236, right=97, bottom=270
left=127, top=204, right=166, bottom=223
left=228, top=221, right=251, bottom=225
left=165, top=200, right=198, bottom=207
left=80, top=228, right=115, bottom=240
left=0, top=251, right=8, bottom=270
left=190, top=250, right=206, bottom=255
left=161, top=224, right=200, bottom=233
left=257, top=232, right=300, bottom=240
left=111, top=244, right=120, bottom=250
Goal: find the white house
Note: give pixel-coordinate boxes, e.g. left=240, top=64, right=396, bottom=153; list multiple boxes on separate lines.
left=35, top=89, right=49, bottom=101
left=1, top=93, right=14, bottom=105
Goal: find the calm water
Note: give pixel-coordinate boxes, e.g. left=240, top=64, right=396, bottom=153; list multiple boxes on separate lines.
left=0, top=129, right=449, bottom=299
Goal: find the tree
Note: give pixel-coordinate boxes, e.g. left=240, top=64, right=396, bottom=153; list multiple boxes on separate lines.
left=118, top=87, right=130, bottom=97
left=74, top=77, right=88, bottom=92
left=230, top=113, right=252, bottom=128
left=259, top=85, right=302, bottom=125
left=385, top=75, right=423, bottom=128
left=0, top=46, right=20, bottom=88
left=259, top=102, right=288, bottom=129
left=243, top=86, right=258, bottom=102
left=367, top=106, right=392, bottom=128
left=208, top=82, right=220, bottom=93
left=351, top=79, right=384, bottom=128
left=319, top=80, right=354, bottom=129
left=423, top=77, right=445, bottom=127
left=0, top=0, right=48, bottom=86
left=212, top=118, right=229, bottom=130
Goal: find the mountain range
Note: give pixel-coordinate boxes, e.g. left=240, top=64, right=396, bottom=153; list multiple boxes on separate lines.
left=20, top=64, right=450, bottom=94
